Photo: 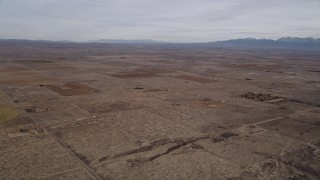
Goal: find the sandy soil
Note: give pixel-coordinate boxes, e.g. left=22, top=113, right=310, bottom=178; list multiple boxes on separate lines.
left=0, top=42, right=319, bottom=179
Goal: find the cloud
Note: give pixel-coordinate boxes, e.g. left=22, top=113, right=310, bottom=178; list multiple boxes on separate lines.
left=0, top=0, right=319, bottom=42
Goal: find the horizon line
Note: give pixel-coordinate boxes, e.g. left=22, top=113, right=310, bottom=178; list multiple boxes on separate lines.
left=0, top=36, right=320, bottom=44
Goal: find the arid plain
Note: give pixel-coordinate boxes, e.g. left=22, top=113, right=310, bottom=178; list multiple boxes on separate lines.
left=1, top=42, right=320, bottom=179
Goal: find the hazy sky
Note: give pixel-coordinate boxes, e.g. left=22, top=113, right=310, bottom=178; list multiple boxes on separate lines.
left=0, top=0, right=319, bottom=42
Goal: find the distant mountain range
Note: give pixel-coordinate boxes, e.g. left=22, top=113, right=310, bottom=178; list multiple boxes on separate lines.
left=0, top=39, right=75, bottom=44
left=87, top=39, right=167, bottom=44
left=1, top=37, right=319, bottom=48
left=212, top=37, right=320, bottom=48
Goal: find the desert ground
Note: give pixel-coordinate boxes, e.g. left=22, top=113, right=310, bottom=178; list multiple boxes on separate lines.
left=0, top=42, right=320, bottom=179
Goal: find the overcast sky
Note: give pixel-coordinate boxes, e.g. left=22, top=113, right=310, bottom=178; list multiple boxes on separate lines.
left=0, top=0, right=319, bottom=42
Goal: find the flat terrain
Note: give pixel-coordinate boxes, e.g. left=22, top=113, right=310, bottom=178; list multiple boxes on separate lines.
left=0, top=42, right=320, bottom=179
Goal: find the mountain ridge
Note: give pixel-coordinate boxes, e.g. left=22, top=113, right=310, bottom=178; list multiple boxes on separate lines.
left=212, top=37, right=320, bottom=48
left=87, top=39, right=168, bottom=44
left=0, top=37, right=319, bottom=47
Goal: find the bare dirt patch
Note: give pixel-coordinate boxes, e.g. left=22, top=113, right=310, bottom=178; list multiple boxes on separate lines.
left=304, top=69, right=320, bottom=73
left=197, top=98, right=223, bottom=107
left=175, top=75, right=217, bottom=84
left=45, top=83, right=100, bottom=96
left=111, top=68, right=170, bottom=78
left=225, top=63, right=280, bottom=71
left=80, top=101, right=142, bottom=114
left=0, top=72, right=58, bottom=86
left=13, top=60, right=54, bottom=64
left=143, top=89, right=169, bottom=93
left=112, top=71, right=158, bottom=78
